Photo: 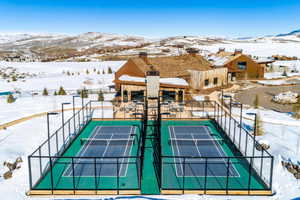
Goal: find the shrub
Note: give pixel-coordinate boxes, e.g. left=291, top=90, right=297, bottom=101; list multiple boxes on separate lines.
left=282, top=69, right=288, bottom=77
left=42, top=88, right=49, bottom=96
left=102, top=69, right=105, bottom=74
left=108, top=67, right=112, bottom=74
left=58, top=86, right=67, bottom=95
left=7, top=94, right=15, bottom=103
left=86, top=69, right=89, bottom=74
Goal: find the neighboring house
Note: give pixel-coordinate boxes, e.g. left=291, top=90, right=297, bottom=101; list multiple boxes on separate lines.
left=208, top=48, right=265, bottom=81
left=114, top=50, right=228, bottom=102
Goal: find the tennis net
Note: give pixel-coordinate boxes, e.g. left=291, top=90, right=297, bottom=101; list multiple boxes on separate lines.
left=169, top=138, right=224, bottom=146
left=80, top=138, right=135, bottom=145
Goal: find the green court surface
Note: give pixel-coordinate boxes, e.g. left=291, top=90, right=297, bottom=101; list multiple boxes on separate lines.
left=160, top=120, right=269, bottom=191
left=33, top=120, right=142, bottom=190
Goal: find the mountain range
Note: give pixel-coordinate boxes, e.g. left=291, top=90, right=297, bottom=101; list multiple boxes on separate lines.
left=0, top=30, right=299, bottom=61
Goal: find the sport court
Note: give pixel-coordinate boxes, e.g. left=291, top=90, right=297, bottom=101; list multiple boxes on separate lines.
left=161, top=120, right=268, bottom=191
left=34, top=120, right=142, bottom=190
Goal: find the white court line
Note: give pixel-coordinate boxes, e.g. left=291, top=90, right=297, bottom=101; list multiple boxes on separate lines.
left=64, top=126, right=103, bottom=176
left=119, top=126, right=132, bottom=176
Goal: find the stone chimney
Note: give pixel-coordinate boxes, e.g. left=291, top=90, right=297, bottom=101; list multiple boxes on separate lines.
left=234, top=49, right=243, bottom=55
left=218, top=48, right=225, bottom=54
left=186, top=48, right=199, bottom=57
left=139, top=52, right=149, bottom=64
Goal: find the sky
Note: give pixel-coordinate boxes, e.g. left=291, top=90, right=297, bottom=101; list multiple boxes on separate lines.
left=0, top=0, right=299, bottom=38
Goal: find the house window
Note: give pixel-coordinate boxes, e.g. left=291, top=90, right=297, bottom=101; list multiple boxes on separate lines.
left=178, top=90, right=184, bottom=102
left=238, top=62, right=247, bottom=70
left=213, top=77, right=218, bottom=85
left=123, top=90, right=128, bottom=102
left=204, top=79, right=209, bottom=86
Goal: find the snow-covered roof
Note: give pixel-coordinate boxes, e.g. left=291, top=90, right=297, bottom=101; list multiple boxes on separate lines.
left=208, top=55, right=231, bottom=66
left=118, top=75, right=188, bottom=86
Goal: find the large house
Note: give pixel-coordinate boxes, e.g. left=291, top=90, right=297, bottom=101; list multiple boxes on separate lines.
left=208, top=48, right=265, bottom=81
left=114, top=50, right=228, bottom=102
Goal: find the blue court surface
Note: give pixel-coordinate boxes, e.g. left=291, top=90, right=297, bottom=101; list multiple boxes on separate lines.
left=63, top=126, right=136, bottom=177
left=169, top=126, right=239, bottom=177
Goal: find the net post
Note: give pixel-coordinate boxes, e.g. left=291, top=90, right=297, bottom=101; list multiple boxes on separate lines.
left=71, top=157, right=76, bottom=193
left=213, top=101, right=216, bottom=120
left=68, top=120, right=71, bottom=141
left=224, top=112, right=227, bottom=132
left=233, top=120, right=237, bottom=144
left=245, top=132, right=248, bottom=156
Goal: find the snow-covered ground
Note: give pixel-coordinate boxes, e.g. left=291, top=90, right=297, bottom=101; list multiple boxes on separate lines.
left=1, top=61, right=300, bottom=199
left=0, top=61, right=125, bottom=92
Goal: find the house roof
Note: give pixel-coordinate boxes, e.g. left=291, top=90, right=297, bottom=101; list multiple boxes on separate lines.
left=208, top=52, right=242, bottom=67
left=129, top=54, right=213, bottom=78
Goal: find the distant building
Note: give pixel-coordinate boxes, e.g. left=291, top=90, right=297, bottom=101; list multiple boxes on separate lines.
left=114, top=50, right=228, bottom=101
left=208, top=48, right=265, bottom=81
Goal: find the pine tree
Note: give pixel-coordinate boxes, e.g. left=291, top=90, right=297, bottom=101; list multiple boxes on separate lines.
left=255, top=112, right=264, bottom=136
left=282, top=68, right=288, bottom=77
left=12, top=76, right=17, bottom=81
left=67, top=71, right=71, bottom=76
left=102, top=69, right=105, bottom=74
left=86, top=69, right=89, bottom=74
left=7, top=94, right=15, bottom=103
left=108, top=67, right=112, bottom=74
left=42, top=88, right=48, bottom=96
left=97, top=70, right=100, bottom=75
left=80, top=88, right=88, bottom=98
left=93, top=68, right=96, bottom=72
left=98, top=90, right=104, bottom=101
left=253, top=94, right=259, bottom=109
left=54, top=91, right=57, bottom=96
left=58, top=86, right=67, bottom=95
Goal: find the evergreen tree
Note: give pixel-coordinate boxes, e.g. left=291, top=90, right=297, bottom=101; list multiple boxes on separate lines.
left=102, top=69, right=105, bottom=74
left=253, top=94, right=259, bottom=109
left=67, top=71, right=71, bottom=76
left=97, top=70, right=100, bottom=75
left=86, top=69, right=89, bottom=74
left=58, top=86, right=67, bottom=95
left=7, top=94, right=15, bottom=103
left=80, top=88, right=88, bottom=98
left=42, top=88, right=49, bottom=96
left=12, top=76, right=17, bottom=81
left=108, top=67, right=112, bottom=74
left=93, top=68, right=96, bottom=72
left=282, top=68, right=288, bottom=76
left=98, top=90, right=104, bottom=101
left=255, top=112, right=264, bottom=136
left=54, top=91, right=57, bottom=96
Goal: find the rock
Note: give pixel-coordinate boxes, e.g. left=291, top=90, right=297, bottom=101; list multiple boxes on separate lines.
left=3, top=171, right=12, bottom=179
left=272, top=91, right=298, bottom=104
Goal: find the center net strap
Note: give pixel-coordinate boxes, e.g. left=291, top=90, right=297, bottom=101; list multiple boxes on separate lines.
left=81, top=138, right=135, bottom=145
left=169, top=138, right=224, bottom=146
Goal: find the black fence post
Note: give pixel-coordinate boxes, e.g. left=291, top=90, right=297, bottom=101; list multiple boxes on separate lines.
left=28, top=156, right=33, bottom=190
left=55, top=131, right=58, bottom=154
left=226, top=157, right=230, bottom=194
left=270, top=156, right=274, bottom=191
left=49, top=157, right=54, bottom=194
left=94, top=158, right=97, bottom=191
left=183, top=157, right=185, bottom=194
left=39, top=147, right=42, bottom=176
left=117, top=158, right=119, bottom=194
left=204, top=157, right=208, bottom=193
left=248, top=157, right=252, bottom=194
left=71, top=157, right=76, bottom=194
